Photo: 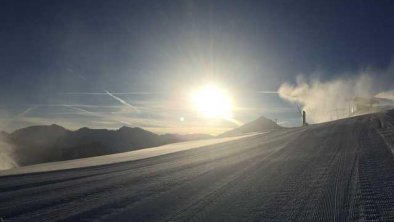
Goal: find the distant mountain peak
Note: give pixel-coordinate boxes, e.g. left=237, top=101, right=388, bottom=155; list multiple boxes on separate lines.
left=50, top=123, right=63, bottom=128
left=77, top=127, right=90, bottom=131
left=11, top=124, right=68, bottom=137
left=118, top=126, right=147, bottom=133
left=255, top=116, right=271, bottom=121
left=220, top=115, right=282, bottom=137
left=118, top=126, right=136, bottom=131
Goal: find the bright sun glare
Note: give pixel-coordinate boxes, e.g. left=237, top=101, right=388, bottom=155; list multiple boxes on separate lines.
left=191, top=84, right=233, bottom=120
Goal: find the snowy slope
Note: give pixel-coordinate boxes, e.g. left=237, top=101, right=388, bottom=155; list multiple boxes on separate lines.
left=0, top=112, right=393, bottom=221
left=0, top=133, right=259, bottom=176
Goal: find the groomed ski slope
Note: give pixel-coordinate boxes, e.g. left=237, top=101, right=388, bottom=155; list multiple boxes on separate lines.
left=0, top=112, right=393, bottom=221
left=0, top=133, right=259, bottom=176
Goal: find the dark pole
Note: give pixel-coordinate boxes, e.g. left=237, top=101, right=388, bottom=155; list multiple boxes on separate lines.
left=302, top=110, right=306, bottom=126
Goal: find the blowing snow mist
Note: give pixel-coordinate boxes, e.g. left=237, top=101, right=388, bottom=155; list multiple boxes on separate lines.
left=0, top=137, right=18, bottom=170
left=278, top=74, right=375, bottom=123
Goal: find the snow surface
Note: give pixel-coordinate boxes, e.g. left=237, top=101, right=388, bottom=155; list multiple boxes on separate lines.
left=0, top=113, right=393, bottom=221
left=0, top=133, right=260, bottom=176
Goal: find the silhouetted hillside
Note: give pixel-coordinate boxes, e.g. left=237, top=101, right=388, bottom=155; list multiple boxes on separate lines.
left=220, top=116, right=282, bottom=137
left=3, top=125, right=212, bottom=167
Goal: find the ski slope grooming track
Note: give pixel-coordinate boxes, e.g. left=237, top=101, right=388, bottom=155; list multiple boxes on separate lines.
left=0, top=112, right=394, bottom=222
left=0, top=134, right=258, bottom=177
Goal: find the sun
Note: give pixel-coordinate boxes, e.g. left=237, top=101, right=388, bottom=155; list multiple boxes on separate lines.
left=191, top=84, right=233, bottom=120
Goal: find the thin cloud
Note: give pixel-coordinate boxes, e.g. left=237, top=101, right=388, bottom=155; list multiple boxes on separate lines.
left=63, top=92, right=156, bottom=95
left=64, top=105, right=135, bottom=126
left=2, top=106, right=38, bottom=129
left=0, top=104, right=122, bottom=109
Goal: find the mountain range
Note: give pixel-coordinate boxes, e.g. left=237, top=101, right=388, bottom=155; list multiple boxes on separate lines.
left=2, top=125, right=213, bottom=166
left=1, top=116, right=282, bottom=167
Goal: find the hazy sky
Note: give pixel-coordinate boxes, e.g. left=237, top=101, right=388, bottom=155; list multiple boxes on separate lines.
left=0, top=0, right=393, bottom=134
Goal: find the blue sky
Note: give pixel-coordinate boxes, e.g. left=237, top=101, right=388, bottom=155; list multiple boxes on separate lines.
left=0, top=0, right=393, bottom=134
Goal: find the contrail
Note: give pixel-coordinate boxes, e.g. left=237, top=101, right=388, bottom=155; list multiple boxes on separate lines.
left=64, top=105, right=102, bottom=117
left=17, top=106, right=37, bottom=117
left=63, top=92, right=155, bottom=95
left=9, top=104, right=121, bottom=108
left=105, top=90, right=139, bottom=111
